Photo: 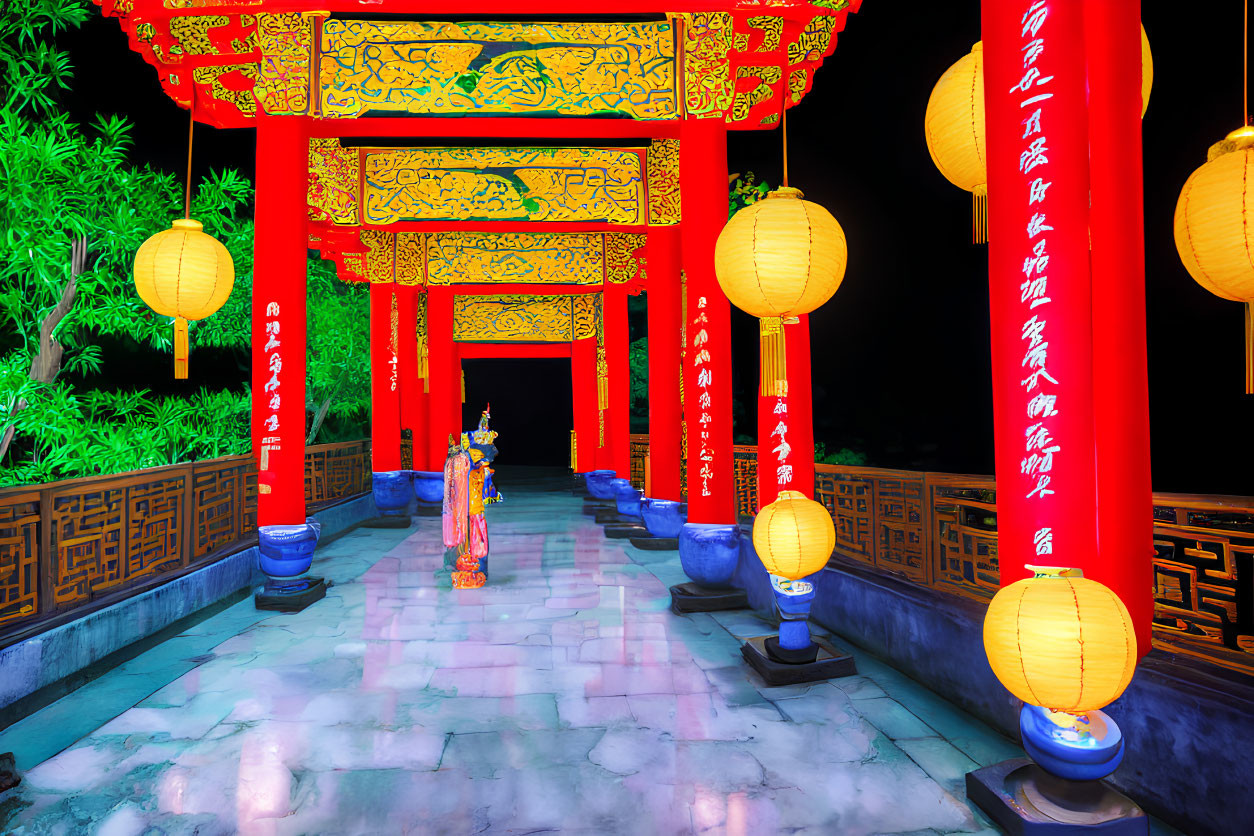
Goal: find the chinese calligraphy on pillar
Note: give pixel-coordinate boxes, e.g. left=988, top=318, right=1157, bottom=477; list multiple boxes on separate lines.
left=260, top=301, right=282, bottom=492
left=390, top=292, right=399, bottom=393
left=1014, top=1, right=1059, bottom=558
left=771, top=394, right=792, bottom=488
left=693, top=296, right=713, bottom=497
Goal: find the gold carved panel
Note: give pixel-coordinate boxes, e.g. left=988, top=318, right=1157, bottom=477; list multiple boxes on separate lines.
left=361, top=147, right=644, bottom=225
left=647, top=139, right=680, bottom=225
left=254, top=12, right=317, bottom=115
left=573, top=294, right=601, bottom=340
left=308, top=138, right=359, bottom=225
left=606, top=234, right=647, bottom=284
left=361, top=229, right=394, bottom=284
left=682, top=12, right=734, bottom=119
left=395, top=233, right=424, bottom=286
left=453, top=295, right=574, bottom=342
left=319, top=19, right=677, bottom=120
left=427, top=233, right=604, bottom=285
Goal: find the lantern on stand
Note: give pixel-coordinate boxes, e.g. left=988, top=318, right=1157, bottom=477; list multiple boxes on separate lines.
left=968, top=566, right=1145, bottom=829
left=133, top=115, right=234, bottom=379
left=925, top=29, right=1152, bottom=244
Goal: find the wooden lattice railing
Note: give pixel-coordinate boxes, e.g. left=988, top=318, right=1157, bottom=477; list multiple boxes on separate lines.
left=627, top=438, right=1254, bottom=678
left=0, top=440, right=372, bottom=642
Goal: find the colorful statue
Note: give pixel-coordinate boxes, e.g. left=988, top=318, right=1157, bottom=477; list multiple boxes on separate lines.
left=441, top=405, right=501, bottom=589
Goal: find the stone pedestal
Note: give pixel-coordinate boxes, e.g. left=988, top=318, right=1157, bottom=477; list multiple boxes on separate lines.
left=740, top=635, right=856, bottom=686
left=966, top=759, right=1147, bottom=835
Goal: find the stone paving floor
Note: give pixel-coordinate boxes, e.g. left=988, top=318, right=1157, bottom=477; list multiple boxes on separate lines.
left=0, top=472, right=1171, bottom=835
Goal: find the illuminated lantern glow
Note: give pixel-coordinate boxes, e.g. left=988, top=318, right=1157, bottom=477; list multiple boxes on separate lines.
left=714, top=187, right=847, bottom=393
left=134, top=218, right=234, bottom=379
left=983, top=566, right=1137, bottom=714
left=1173, top=125, right=1254, bottom=393
left=924, top=28, right=1152, bottom=244
left=751, top=490, right=836, bottom=581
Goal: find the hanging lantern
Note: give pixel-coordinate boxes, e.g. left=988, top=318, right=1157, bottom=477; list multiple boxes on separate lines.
left=983, top=566, right=1137, bottom=714
left=752, top=490, right=836, bottom=581
left=134, top=218, right=234, bottom=379
left=714, top=187, right=847, bottom=394
left=1174, top=126, right=1254, bottom=393
left=925, top=28, right=1152, bottom=244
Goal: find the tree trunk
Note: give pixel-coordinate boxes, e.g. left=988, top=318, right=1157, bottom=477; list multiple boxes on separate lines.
left=0, top=236, right=86, bottom=464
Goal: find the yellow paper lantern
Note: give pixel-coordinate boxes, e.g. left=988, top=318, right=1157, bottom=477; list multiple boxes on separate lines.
left=714, top=187, right=847, bottom=394
left=925, top=28, right=1152, bottom=243
left=983, top=566, right=1137, bottom=714
left=752, top=490, right=836, bottom=581
left=134, top=218, right=234, bottom=379
left=1173, top=125, right=1254, bottom=393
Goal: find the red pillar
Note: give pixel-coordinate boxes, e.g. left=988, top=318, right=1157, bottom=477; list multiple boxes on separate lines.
left=426, top=286, right=458, bottom=468
left=396, top=286, right=423, bottom=470
left=252, top=117, right=309, bottom=527
left=604, top=284, right=631, bottom=477
left=1085, top=0, right=1153, bottom=653
left=758, top=315, right=816, bottom=509
left=572, top=336, right=599, bottom=471
left=370, top=282, right=401, bottom=472
left=983, top=3, right=1098, bottom=580
left=647, top=227, right=683, bottom=500
left=681, top=120, right=734, bottom=524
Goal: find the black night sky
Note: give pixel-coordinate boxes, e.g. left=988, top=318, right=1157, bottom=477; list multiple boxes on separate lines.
left=62, top=4, right=1253, bottom=494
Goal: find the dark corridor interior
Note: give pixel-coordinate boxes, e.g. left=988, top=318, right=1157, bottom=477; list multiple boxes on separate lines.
left=461, top=358, right=573, bottom=467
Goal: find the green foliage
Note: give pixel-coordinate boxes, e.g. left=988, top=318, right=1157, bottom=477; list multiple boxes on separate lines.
left=729, top=172, right=771, bottom=219
left=306, top=260, right=371, bottom=441
left=628, top=337, right=649, bottom=430
left=814, top=441, right=868, bottom=466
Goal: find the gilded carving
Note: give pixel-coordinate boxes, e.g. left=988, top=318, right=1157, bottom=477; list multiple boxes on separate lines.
left=395, top=233, right=424, bottom=286
left=453, top=295, right=574, bottom=342
left=573, top=294, right=601, bottom=340
left=746, top=16, right=784, bottom=52
left=319, top=20, right=677, bottom=120
left=647, top=139, right=681, bottom=225
left=361, top=229, right=394, bottom=284
left=308, top=138, right=359, bottom=225
left=789, top=68, right=811, bottom=104
left=254, top=12, right=315, bottom=115
left=788, top=15, right=838, bottom=66
left=191, top=63, right=258, bottom=117
left=682, top=12, right=733, bottom=119
left=732, top=66, right=782, bottom=123
left=168, top=15, right=229, bottom=56
left=427, top=233, right=604, bottom=285
left=605, top=234, right=647, bottom=284
left=362, top=148, right=644, bottom=225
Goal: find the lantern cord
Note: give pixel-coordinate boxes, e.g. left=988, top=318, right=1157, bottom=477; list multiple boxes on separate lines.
left=781, top=106, right=789, bottom=188
left=184, top=108, right=194, bottom=220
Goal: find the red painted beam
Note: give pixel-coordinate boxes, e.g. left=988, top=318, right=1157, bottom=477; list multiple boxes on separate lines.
left=457, top=343, right=572, bottom=359
left=313, top=118, right=679, bottom=140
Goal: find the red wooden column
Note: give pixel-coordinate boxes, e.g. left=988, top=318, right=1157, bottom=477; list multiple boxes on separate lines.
left=426, top=286, right=458, bottom=468
left=1084, top=0, right=1153, bottom=652
left=680, top=120, right=734, bottom=524
left=252, top=117, right=310, bottom=527
left=604, top=283, right=631, bottom=477
left=370, top=282, right=402, bottom=472
left=395, top=285, right=423, bottom=470
left=572, top=336, right=599, bottom=471
left=646, top=226, right=683, bottom=500
left=757, top=315, right=816, bottom=509
left=983, top=3, right=1098, bottom=582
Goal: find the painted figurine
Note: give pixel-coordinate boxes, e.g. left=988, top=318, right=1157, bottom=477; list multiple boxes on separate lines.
left=441, top=405, right=500, bottom=589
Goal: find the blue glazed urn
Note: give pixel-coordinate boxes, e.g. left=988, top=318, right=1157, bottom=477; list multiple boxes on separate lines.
left=641, top=498, right=687, bottom=538
left=1019, top=704, right=1125, bottom=782
left=772, top=575, right=817, bottom=651
left=678, top=523, right=740, bottom=588
left=258, top=518, right=321, bottom=578
left=585, top=470, right=617, bottom=499
left=372, top=471, right=411, bottom=516
left=614, top=481, right=643, bottom=517
left=412, top=470, right=445, bottom=505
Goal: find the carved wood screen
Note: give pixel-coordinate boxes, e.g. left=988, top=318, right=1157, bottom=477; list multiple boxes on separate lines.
left=0, top=440, right=372, bottom=641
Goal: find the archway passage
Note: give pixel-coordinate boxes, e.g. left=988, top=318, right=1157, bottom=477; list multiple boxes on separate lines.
left=461, top=358, right=573, bottom=467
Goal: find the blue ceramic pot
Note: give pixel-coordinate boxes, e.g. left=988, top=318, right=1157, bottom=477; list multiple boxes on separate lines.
left=641, top=498, right=687, bottom=538
left=771, top=576, right=817, bottom=651
left=614, top=482, right=643, bottom=517
left=1020, top=704, right=1125, bottom=781
left=372, top=471, right=411, bottom=516
left=258, top=518, right=321, bottom=578
left=412, top=470, right=445, bottom=505
left=678, top=523, right=740, bottom=588
left=585, top=470, right=617, bottom=499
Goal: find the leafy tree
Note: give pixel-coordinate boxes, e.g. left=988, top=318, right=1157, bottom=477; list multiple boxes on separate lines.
left=814, top=441, right=868, bottom=466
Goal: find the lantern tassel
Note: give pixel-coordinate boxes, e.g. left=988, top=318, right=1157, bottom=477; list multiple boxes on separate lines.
left=1246, top=301, right=1253, bottom=395
left=759, top=317, right=788, bottom=397
left=173, top=316, right=189, bottom=379
left=973, top=188, right=988, bottom=245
